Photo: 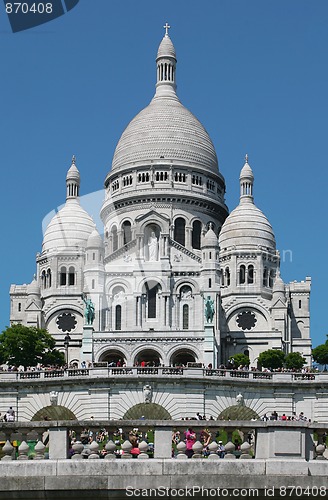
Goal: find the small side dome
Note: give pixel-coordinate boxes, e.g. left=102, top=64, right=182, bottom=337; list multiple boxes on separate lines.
left=42, top=202, right=95, bottom=252
left=202, top=226, right=218, bottom=247
left=87, top=228, right=103, bottom=248
left=219, top=156, right=276, bottom=251
left=27, top=276, right=40, bottom=296
left=273, top=272, right=285, bottom=294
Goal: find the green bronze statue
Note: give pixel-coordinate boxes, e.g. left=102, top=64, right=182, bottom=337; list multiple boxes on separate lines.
left=204, top=296, right=215, bottom=323
left=82, top=293, right=95, bottom=325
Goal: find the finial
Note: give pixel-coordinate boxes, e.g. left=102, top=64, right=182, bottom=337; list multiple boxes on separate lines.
left=72, top=155, right=76, bottom=165
left=164, top=22, right=170, bottom=36
left=245, top=153, right=248, bottom=164
left=209, top=222, right=214, bottom=231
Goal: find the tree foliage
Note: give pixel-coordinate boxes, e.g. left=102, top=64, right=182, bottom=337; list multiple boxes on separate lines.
left=0, top=325, right=65, bottom=368
left=229, top=353, right=250, bottom=368
left=312, top=343, right=328, bottom=368
left=258, top=349, right=285, bottom=370
left=285, top=352, right=306, bottom=371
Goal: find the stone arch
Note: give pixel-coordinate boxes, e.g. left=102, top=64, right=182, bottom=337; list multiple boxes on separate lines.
left=133, top=347, right=163, bottom=366
left=170, top=349, right=197, bottom=367
left=123, top=403, right=171, bottom=420
left=96, top=344, right=129, bottom=364
left=98, top=348, right=126, bottom=366
left=218, top=405, right=259, bottom=421
left=31, top=405, right=77, bottom=421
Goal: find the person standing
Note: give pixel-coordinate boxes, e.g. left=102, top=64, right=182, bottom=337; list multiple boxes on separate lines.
left=184, top=427, right=196, bottom=458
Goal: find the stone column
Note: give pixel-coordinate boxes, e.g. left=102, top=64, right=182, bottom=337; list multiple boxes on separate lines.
left=48, top=426, right=69, bottom=459
left=154, top=427, right=172, bottom=459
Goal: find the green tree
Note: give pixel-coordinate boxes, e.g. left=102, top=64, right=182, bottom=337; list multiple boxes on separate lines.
left=285, top=352, right=306, bottom=371
left=229, top=353, right=250, bottom=368
left=312, top=343, right=328, bottom=370
left=0, top=325, right=65, bottom=369
left=258, top=349, right=285, bottom=370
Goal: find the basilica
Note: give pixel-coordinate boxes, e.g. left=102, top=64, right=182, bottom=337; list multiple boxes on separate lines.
left=9, top=27, right=312, bottom=369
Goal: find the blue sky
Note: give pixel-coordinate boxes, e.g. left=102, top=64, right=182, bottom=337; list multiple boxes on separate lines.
left=0, top=0, right=327, bottom=347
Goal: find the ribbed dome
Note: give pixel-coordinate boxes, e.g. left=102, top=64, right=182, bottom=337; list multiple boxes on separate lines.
left=112, top=98, right=218, bottom=173
left=111, top=31, right=219, bottom=174
left=202, top=227, right=218, bottom=247
left=219, top=158, right=276, bottom=251
left=87, top=228, right=103, bottom=248
left=157, top=35, right=176, bottom=59
left=42, top=200, right=95, bottom=252
left=219, top=202, right=275, bottom=251
left=27, top=277, right=40, bottom=296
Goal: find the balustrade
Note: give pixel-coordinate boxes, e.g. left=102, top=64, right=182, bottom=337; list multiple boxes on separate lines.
left=0, top=420, right=324, bottom=462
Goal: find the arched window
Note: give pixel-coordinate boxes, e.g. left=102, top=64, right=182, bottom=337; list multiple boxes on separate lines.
left=41, top=270, right=46, bottom=289
left=247, top=265, right=254, bottom=284
left=226, top=268, right=231, bottom=286
left=183, top=304, right=189, bottom=330
left=269, top=269, right=275, bottom=288
left=147, top=285, right=158, bottom=319
left=192, top=220, right=202, bottom=250
left=174, top=217, right=185, bottom=246
left=68, top=266, right=75, bottom=286
left=112, top=226, right=118, bottom=252
left=46, top=269, right=52, bottom=288
left=239, top=265, right=246, bottom=284
left=18, top=303, right=21, bottom=312
left=115, top=305, right=122, bottom=331
left=221, top=269, right=225, bottom=286
left=122, top=221, right=132, bottom=245
left=263, top=267, right=268, bottom=287
left=60, top=267, right=67, bottom=286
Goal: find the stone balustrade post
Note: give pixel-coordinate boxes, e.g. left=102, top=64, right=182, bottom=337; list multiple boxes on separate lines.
left=17, top=441, right=29, bottom=460
left=207, top=441, right=219, bottom=460
left=48, top=426, right=69, bottom=459
left=1, top=440, right=15, bottom=461
left=88, top=440, right=100, bottom=459
left=104, top=439, right=116, bottom=460
left=71, top=441, right=84, bottom=460
left=34, top=440, right=46, bottom=460
left=138, top=440, right=149, bottom=459
left=191, top=440, right=203, bottom=458
left=121, top=440, right=132, bottom=459
left=224, top=441, right=236, bottom=459
left=176, top=441, right=188, bottom=460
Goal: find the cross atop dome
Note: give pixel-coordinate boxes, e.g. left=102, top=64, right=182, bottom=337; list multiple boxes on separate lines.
left=245, top=153, right=249, bottom=163
left=164, top=22, right=170, bottom=36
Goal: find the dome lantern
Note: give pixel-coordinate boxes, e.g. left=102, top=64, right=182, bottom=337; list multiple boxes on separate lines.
left=66, top=155, right=80, bottom=201
left=240, top=154, right=254, bottom=203
left=156, top=23, right=177, bottom=96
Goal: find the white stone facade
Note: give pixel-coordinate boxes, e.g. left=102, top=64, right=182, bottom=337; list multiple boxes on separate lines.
left=10, top=29, right=312, bottom=376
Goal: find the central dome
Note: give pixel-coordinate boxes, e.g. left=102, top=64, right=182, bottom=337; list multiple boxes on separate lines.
left=112, top=98, right=219, bottom=173
left=111, top=31, right=219, bottom=174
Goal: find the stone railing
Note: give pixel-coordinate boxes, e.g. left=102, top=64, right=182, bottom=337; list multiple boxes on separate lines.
left=0, top=367, right=323, bottom=382
left=0, top=420, right=326, bottom=462
left=0, top=421, right=327, bottom=498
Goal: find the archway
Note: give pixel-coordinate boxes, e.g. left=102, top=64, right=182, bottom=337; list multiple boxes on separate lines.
left=170, top=349, right=197, bottom=367
left=31, top=405, right=76, bottom=421
left=134, top=349, right=162, bottom=367
left=98, top=349, right=126, bottom=367
left=123, top=403, right=171, bottom=420
left=218, top=405, right=259, bottom=421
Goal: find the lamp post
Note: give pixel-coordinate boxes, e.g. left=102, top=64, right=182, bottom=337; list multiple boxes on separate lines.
left=64, top=334, right=71, bottom=367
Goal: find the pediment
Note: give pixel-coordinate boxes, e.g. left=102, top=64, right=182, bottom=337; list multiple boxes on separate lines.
left=271, top=297, right=287, bottom=309
left=135, top=210, right=170, bottom=226
left=25, top=300, right=41, bottom=312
